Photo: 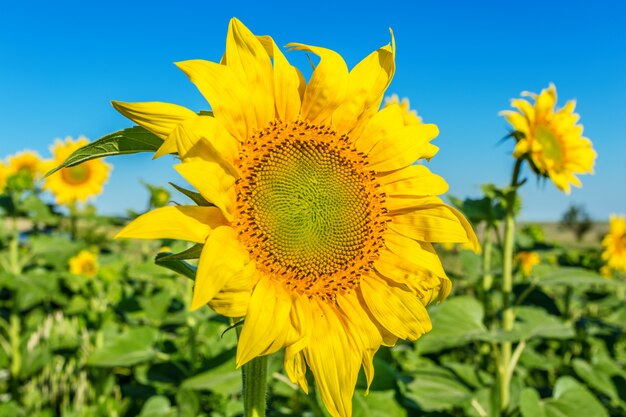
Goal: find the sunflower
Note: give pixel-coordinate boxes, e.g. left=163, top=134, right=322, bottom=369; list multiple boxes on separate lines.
left=43, top=137, right=112, bottom=205
left=500, top=83, right=596, bottom=194
left=515, top=251, right=540, bottom=277
left=69, top=250, right=98, bottom=277
left=114, top=18, right=477, bottom=417
left=384, top=94, right=423, bottom=125
left=6, top=150, right=43, bottom=178
left=601, top=214, right=626, bottom=275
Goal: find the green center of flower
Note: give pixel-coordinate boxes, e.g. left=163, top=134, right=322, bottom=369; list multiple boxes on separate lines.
left=534, top=124, right=563, bottom=164
left=236, top=121, right=387, bottom=300
left=61, top=164, right=91, bottom=185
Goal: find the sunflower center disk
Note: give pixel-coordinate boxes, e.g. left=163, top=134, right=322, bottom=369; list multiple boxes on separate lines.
left=61, top=165, right=91, bottom=185
left=236, top=121, right=387, bottom=300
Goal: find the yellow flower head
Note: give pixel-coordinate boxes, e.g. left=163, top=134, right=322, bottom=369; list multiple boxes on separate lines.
left=43, top=137, right=112, bottom=205
left=69, top=250, right=98, bottom=277
left=114, top=18, right=477, bottom=417
left=516, top=251, right=541, bottom=277
left=500, top=83, right=596, bottom=194
left=6, top=150, right=44, bottom=185
left=601, top=214, right=626, bottom=274
left=384, top=94, right=423, bottom=125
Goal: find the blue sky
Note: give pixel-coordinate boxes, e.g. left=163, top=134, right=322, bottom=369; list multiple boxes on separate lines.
left=1, top=0, right=625, bottom=220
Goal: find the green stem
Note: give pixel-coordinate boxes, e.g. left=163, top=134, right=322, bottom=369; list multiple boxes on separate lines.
left=9, top=210, right=20, bottom=275
left=235, top=321, right=267, bottom=417
left=242, top=356, right=268, bottom=417
left=69, top=202, right=78, bottom=241
left=481, top=226, right=493, bottom=324
left=498, top=158, right=523, bottom=412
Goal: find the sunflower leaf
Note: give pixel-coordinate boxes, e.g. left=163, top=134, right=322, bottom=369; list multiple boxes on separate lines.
left=154, top=254, right=197, bottom=281
left=157, top=244, right=203, bottom=262
left=169, top=183, right=213, bottom=207
left=44, top=126, right=162, bottom=177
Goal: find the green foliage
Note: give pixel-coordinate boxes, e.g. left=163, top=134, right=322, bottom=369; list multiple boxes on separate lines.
left=559, top=204, right=593, bottom=242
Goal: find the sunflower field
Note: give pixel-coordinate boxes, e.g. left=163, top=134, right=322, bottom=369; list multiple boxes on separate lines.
left=1, top=17, right=625, bottom=417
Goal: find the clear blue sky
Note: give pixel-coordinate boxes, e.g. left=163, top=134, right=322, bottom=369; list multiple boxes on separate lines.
left=1, top=0, right=625, bottom=220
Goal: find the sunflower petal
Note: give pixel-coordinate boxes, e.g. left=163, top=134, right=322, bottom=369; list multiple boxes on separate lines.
left=191, top=226, right=249, bottom=310
left=360, top=272, right=432, bottom=340
left=208, top=262, right=257, bottom=317
left=225, top=18, right=275, bottom=129
left=111, top=101, right=196, bottom=140
left=332, top=33, right=395, bottom=135
left=286, top=43, right=349, bottom=124
left=368, top=124, right=439, bottom=172
left=384, top=231, right=447, bottom=278
left=236, top=278, right=292, bottom=366
left=354, top=103, right=404, bottom=154
left=115, top=205, right=226, bottom=243
left=284, top=347, right=309, bottom=393
left=175, top=59, right=253, bottom=141
left=379, top=164, right=449, bottom=196
left=174, top=161, right=237, bottom=221
left=303, top=301, right=360, bottom=417
left=257, top=35, right=303, bottom=122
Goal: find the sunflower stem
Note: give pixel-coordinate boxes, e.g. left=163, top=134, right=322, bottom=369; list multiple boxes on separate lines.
left=481, top=226, right=493, bottom=323
left=498, top=158, right=523, bottom=412
left=235, top=322, right=268, bottom=417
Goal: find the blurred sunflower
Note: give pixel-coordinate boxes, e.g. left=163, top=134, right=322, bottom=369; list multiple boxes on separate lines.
left=114, top=18, right=477, bottom=417
left=500, top=83, right=596, bottom=194
left=6, top=150, right=43, bottom=178
left=69, top=250, right=98, bottom=277
left=516, top=251, right=540, bottom=277
left=601, top=214, right=626, bottom=275
left=43, top=137, right=112, bottom=205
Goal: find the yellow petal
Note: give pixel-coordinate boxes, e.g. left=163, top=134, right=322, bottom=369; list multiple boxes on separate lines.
left=111, top=101, right=196, bottom=140
left=379, top=164, right=449, bottom=196
left=175, top=59, right=253, bottom=141
left=286, top=43, right=349, bottom=124
left=389, top=197, right=478, bottom=247
left=284, top=347, right=309, bottom=393
left=511, top=99, right=535, bottom=124
left=191, top=226, right=249, bottom=310
left=303, top=301, right=360, bottom=417
left=332, top=33, right=395, bottom=135
left=535, top=83, right=557, bottom=117
left=225, top=18, right=274, bottom=129
left=115, top=205, right=226, bottom=243
left=360, top=272, right=432, bottom=340
left=174, top=161, right=237, bottom=221
left=368, top=124, right=439, bottom=172
left=383, top=231, right=447, bottom=278
left=156, top=115, right=239, bottom=164
left=354, top=103, right=405, bottom=154
left=257, top=35, right=303, bottom=122
left=208, top=262, right=257, bottom=317
left=236, top=278, right=292, bottom=366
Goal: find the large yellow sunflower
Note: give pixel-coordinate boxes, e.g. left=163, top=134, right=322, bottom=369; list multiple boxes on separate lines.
left=6, top=150, right=43, bottom=178
left=500, top=83, right=596, bottom=194
left=43, top=137, right=112, bottom=205
left=114, top=18, right=477, bottom=417
left=601, top=214, right=626, bottom=274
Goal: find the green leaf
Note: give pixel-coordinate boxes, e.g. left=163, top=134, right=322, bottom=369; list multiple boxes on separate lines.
left=519, top=388, right=546, bottom=417
left=138, top=396, right=176, bottom=417
left=417, top=296, right=489, bottom=353
left=403, top=366, right=472, bottom=411
left=181, top=349, right=241, bottom=395
left=169, top=183, right=212, bottom=206
left=45, top=126, right=162, bottom=177
left=353, top=390, right=406, bottom=417
left=544, top=376, right=609, bottom=417
left=513, top=307, right=575, bottom=340
left=156, top=244, right=203, bottom=262
left=573, top=356, right=626, bottom=409
left=88, top=327, right=159, bottom=367
left=154, top=253, right=197, bottom=281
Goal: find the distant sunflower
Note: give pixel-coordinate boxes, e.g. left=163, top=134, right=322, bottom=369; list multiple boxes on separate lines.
left=43, top=137, right=112, bottom=205
left=601, top=214, right=626, bottom=275
left=500, top=83, right=596, bottom=194
left=69, top=250, right=98, bottom=277
left=516, top=251, right=540, bottom=277
left=114, top=18, right=477, bottom=417
left=6, top=150, right=43, bottom=178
